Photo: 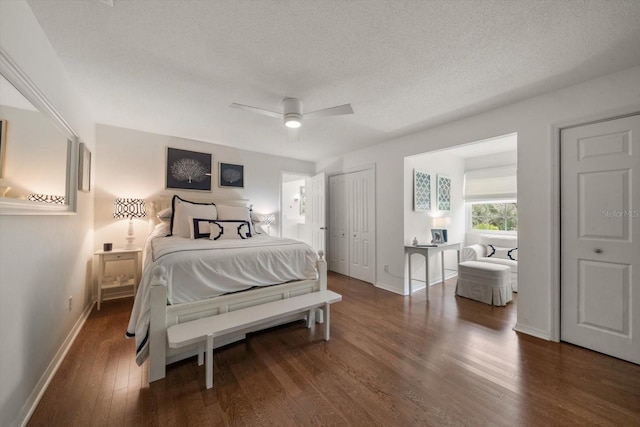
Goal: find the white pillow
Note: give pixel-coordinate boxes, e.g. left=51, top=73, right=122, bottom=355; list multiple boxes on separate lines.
left=189, top=217, right=214, bottom=239
left=209, top=220, right=252, bottom=240
left=216, top=204, right=256, bottom=234
left=170, top=195, right=217, bottom=238
left=156, top=207, right=172, bottom=224
left=487, top=245, right=518, bottom=261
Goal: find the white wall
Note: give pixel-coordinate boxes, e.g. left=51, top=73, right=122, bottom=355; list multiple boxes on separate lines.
left=0, top=2, right=96, bottom=426
left=318, top=65, right=640, bottom=341
left=404, top=151, right=465, bottom=291
left=93, top=124, right=315, bottom=285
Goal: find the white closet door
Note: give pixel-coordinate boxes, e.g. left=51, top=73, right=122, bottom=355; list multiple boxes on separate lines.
left=560, top=113, right=640, bottom=364
left=348, top=169, right=375, bottom=284
left=328, top=174, right=349, bottom=275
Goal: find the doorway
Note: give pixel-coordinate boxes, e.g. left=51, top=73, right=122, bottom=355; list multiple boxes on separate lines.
left=280, top=172, right=310, bottom=244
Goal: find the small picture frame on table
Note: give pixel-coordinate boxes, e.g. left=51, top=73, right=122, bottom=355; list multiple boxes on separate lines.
left=431, top=228, right=445, bottom=244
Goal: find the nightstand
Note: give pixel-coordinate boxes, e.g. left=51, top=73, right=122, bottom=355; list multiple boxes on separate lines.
left=95, top=248, right=142, bottom=310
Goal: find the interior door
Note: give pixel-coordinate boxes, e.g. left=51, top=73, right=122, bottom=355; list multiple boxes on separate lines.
left=348, top=169, right=375, bottom=284
left=306, top=172, right=326, bottom=255
left=560, top=113, right=640, bottom=364
left=328, top=174, right=349, bottom=275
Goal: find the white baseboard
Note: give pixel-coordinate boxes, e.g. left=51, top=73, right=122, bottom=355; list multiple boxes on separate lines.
left=513, top=322, right=550, bottom=341
left=377, top=272, right=458, bottom=296
left=14, top=301, right=95, bottom=427
left=374, top=281, right=404, bottom=295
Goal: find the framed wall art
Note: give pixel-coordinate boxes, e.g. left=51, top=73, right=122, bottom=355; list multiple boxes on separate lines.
left=413, top=169, right=431, bottom=212
left=219, top=162, right=244, bottom=188
left=78, top=141, right=91, bottom=192
left=437, top=174, right=451, bottom=211
left=166, top=147, right=212, bottom=191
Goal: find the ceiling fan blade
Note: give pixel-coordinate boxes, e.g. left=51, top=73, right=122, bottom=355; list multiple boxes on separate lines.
left=287, top=127, right=299, bottom=144
left=230, top=103, right=282, bottom=119
left=304, top=103, right=353, bottom=118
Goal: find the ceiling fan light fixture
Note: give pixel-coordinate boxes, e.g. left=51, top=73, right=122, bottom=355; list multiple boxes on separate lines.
left=284, top=113, right=302, bottom=128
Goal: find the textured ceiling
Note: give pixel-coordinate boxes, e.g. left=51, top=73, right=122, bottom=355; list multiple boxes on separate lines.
left=26, top=0, right=640, bottom=162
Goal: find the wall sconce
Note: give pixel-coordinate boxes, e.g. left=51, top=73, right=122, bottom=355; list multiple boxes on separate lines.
left=113, top=198, right=146, bottom=249
left=28, top=193, right=65, bottom=204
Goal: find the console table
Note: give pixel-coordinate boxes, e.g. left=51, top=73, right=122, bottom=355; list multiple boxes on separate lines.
left=405, top=242, right=461, bottom=300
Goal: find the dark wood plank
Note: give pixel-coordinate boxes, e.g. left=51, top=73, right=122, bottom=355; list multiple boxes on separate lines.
left=27, top=273, right=640, bottom=426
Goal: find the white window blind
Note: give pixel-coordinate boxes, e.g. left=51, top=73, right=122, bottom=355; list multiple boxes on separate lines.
left=464, top=166, right=517, bottom=201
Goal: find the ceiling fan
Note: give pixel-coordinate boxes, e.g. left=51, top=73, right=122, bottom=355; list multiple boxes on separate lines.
left=230, top=98, right=353, bottom=142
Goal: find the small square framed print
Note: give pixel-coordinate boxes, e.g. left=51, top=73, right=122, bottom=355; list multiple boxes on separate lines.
left=219, top=162, right=244, bottom=188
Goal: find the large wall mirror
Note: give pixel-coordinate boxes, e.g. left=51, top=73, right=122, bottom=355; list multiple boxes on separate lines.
left=0, top=48, right=78, bottom=215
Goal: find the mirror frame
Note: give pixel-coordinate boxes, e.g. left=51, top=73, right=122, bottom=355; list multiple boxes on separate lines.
left=0, top=48, right=78, bottom=215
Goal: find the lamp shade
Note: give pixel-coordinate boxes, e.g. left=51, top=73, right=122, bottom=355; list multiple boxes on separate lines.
left=28, top=194, right=65, bottom=204
left=113, top=198, right=146, bottom=219
left=432, top=216, right=450, bottom=228
left=262, top=213, right=275, bottom=226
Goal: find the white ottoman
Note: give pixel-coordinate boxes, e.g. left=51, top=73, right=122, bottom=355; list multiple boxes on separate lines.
left=456, top=261, right=512, bottom=306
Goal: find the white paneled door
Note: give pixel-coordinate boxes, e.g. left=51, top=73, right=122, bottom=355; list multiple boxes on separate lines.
left=560, top=113, right=640, bottom=364
left=348, top=169, right=375, bottom=283
left=329, top=174, right=349, bottom=276
left=306, top=172, right=326, bottom=255
left=328, top=168, right=375, bottom=284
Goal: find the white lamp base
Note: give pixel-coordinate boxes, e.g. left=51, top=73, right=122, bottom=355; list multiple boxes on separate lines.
left=125, top=218, right=136, bottom=249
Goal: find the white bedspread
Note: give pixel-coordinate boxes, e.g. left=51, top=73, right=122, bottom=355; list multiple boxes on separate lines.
left=126, top=231, right=318, bottom=365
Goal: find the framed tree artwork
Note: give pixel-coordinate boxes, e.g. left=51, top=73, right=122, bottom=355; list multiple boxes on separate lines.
left=219, top=162, right=244, bottom=188
left=166, top=147, right=212, bottom=191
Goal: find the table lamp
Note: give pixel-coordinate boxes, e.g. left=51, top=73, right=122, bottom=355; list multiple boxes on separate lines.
left=113, top=198, right=146, bottom=249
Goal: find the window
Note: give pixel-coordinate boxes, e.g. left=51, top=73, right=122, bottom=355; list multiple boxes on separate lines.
left=470, top=202, right=517, bottom=231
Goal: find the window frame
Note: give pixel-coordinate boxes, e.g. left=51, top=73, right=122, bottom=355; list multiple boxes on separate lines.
left=465, top=199, right=518, bottom=235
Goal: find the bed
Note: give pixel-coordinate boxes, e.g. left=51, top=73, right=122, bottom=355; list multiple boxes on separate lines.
left=126, top=196, right=327, bottom=383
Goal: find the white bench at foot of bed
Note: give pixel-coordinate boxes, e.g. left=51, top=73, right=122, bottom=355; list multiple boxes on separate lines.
left=167, top=290, right=342, bottom=389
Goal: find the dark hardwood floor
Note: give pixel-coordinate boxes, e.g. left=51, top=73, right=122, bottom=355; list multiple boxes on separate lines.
left=28, top=273, right=640, bottom=426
